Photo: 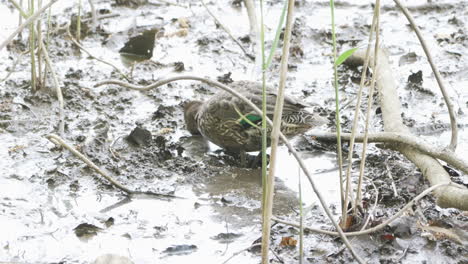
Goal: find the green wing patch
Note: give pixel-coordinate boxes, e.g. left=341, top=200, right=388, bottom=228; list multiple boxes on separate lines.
left=239, top=114, right=262, bottom=128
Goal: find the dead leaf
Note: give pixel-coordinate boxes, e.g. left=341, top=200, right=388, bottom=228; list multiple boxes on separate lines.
left=417, top=221, right=463, bottom=244
left=280, top=236, right=297, bottom=247
left=178, top=17, right=190, bottom=29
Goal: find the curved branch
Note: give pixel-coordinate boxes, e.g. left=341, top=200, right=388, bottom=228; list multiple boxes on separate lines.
left=309, top=131, right=468, bottom=175
left=346, top=49, right=468, bottom=210
left=393, top=0, right=458, bottom=151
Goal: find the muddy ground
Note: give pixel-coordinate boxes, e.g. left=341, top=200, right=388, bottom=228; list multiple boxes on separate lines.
left=0, top=0, right=467, bottom=263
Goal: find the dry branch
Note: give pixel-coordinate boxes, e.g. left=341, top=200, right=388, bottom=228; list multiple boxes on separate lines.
left=309, top=131, right=468, bottom=176
left=393, top=0, right=458, bottom=151
left=345, top=49, right=468, bottom=211
left=46, top=134, right=178, bottom=199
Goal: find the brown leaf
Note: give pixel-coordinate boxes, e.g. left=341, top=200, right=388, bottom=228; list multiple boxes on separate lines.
left=280, top=236, right=297, bottom=247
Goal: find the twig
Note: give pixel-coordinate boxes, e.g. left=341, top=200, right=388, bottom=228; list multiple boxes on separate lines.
left=222, top=243, right=261, bottom=264
left=393, top=0, right=458, bottom=151
left=261, top=0, right=295, bottom=262
left=65, top=24, right=130, bottom=81
left=272, top=183, right=451, bottom=236
left=309, top=131, right=468, bottom=176
left=87, top=0, right=98, bottom=29
left=82, top=13, right=120, bottom=23
left=95, top=75, right=364, bottom=263
left=46, top=134, right=178, bottom=199
left=200, top=0, right=255, bottom=61
left=384, top=160, right=398, bottom=197
left=329, top=0, right=346, bottom=221
left=355, top=0, right=380, bottom=210
left=40, top=38, right=65, bottom=136
left=1, top=0, right=58, bottom=51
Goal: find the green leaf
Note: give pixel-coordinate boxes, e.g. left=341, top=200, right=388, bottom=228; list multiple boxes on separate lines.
left=264, top=0, right=288, bottom=70
left=335, top=47, right=358, bottom=66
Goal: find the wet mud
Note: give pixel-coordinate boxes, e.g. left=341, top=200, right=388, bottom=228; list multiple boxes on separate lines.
left=0, top=0, right=467, bottom=263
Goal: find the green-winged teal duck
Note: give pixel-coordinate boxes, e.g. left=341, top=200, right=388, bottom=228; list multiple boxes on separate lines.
left=184, top=81, right=327, bottom=154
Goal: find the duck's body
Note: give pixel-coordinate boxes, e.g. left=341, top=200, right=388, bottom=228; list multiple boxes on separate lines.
left=184, top=81, right=326, bottom=153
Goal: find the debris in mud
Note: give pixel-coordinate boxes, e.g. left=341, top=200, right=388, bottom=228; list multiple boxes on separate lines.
left=211, top=232, right=243, bottom=243
left=153, top=225, right=168, bottom=238
left=177, top=17, right=190, bottom=29
left=113, top=0, right=148, bottom=8
left=173, top=61, right=185, bottom=72
left=104, top=217, right=115, bottom=228
left=73, top=223, right=103, bottom=239
left=279, top=236, right=298, bottom=247
left=126, top=126, right=152, bottom=146
left=407, top=70, right=423, bottom=85
left=93, top=254, right=134, bottom=264
left=217, top=72, right=233, bottom=84
left=119, top=29, right=159, bottom=66
left=399, top=52, right=418, bottom=66
left=239, top=34, right=251, bottom=43
left=163, top=244, right=197, bottom=255
left=152, top=105, right=175, bottom=119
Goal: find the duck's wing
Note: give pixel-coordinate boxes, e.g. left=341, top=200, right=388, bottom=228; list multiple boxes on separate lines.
left=230, top=81, right=308, bottom=116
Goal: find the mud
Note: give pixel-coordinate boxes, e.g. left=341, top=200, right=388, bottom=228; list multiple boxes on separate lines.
left=0, top=0, right=467, bottom=263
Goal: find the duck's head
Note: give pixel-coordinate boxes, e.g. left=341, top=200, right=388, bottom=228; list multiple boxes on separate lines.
left=183, top=101, right=203, bottom=135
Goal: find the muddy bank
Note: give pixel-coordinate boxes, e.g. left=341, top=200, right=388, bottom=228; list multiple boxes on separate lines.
left=0, top=0, right=467, bottom=263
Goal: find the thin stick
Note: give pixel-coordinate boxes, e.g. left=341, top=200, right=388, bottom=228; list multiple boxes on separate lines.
left=384, top=161, right=398, bottom=197
left=40, top=38, right=64, bottom=136
left=29, top=0, right=38, bottom=92
left=65, top=25, right=130, bottom=81
left=329, top=0, right=346, bottom=220
left=342, top=0, right=379, bottom=218
left=95, top=75, right=364, bottom=263
left=222, top=243, right=261, bottom=264
left=273, top=183, right=451, bottom=236
left=200, top=0, right=254, bottom=61
left=87, top=0, right=98, bottom=29
left=393, top=0, right=458, bottom=151
left=76, top=0, right=81, bottom=42
left=355, top=0, right=380, bottom=210
left=1, top=0, right=58, bottom=51
left=46, top=134, right=178, bottom=199
left=261, top=0, right=294, bottom=262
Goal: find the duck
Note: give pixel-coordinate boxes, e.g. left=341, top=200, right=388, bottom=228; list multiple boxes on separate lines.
left=183, top=81, right=327, bottom=157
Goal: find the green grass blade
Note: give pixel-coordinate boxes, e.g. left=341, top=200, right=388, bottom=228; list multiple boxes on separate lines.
left=264, top=0, right=288, bottom=70
left=335, top=47, right=358, bottom=66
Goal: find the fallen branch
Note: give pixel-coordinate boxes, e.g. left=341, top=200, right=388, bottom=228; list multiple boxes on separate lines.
left=309, top=131, right=468, bottom=176
left=46, top=134, right=179, bottom=199
left=346, top=49, right=468, bottom=210
left=394, top=0, right=458, bottom=151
